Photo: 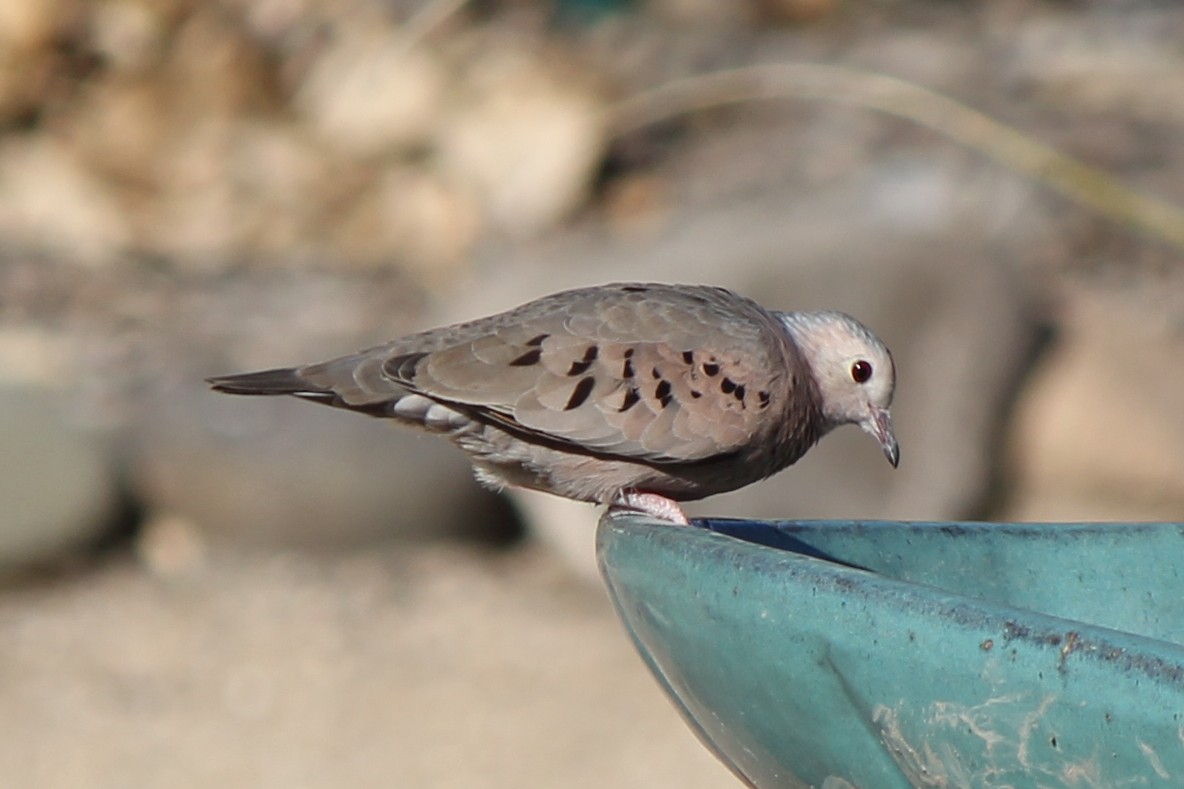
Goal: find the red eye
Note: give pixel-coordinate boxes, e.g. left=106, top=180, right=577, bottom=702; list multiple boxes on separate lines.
left=851, top=360, right=873, bottom=383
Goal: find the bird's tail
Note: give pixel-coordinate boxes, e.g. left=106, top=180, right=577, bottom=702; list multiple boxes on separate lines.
left=206, top=367, right=328, bottom=397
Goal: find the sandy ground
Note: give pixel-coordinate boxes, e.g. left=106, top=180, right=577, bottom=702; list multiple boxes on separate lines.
left=0, top=537, right=735, bottom=788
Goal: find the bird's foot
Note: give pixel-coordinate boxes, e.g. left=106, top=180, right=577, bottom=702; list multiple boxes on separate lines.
left=608, top=491, right=690, bottom=526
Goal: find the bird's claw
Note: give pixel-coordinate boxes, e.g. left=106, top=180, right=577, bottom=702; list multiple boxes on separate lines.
left=609, top=492, right=691, bottom=526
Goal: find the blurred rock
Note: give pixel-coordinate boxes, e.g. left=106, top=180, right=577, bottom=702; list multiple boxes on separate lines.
left=128, top=377, right=518, bottom=549
left=332, top=164, right=481, bottom=278
left=0, top=0, right=72, bottom=123
left=647, top=0, right=837, bottom=26
left=1005, top=12, right=1184, bottom=123
left=0, top=384, right=120, bottom=571
left=145, top=119, right=337, bottom=268
left=645, top=0, right=755, bottom=27
left=90, top=0, right=173, bottom=74
left=436, top=41, right=608, bottom=237
left=0, top=0, right=67, bottom=52
left=68, top=76, right=174, bottom=185
left=0, top=327, right=76, bottom=387
left=0, top=136, right=131, bottom=267
left=755, top=0, right=837, bottom=25
left=138, top=118, right=250, bottom=269
left=166, top=4, right=277, bottom=120
left=296, top=26, right=447, bottom=157
left=135, top=512, right=209, bottom=577
left=1007, top=286, right=1184, bottom=521
left=0, top=3, right=611, bottom=273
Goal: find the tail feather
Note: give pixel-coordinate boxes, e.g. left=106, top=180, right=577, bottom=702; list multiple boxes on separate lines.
left=209, top=363, right=412, bottom=419
left=206, top=367, right=327, bottom=396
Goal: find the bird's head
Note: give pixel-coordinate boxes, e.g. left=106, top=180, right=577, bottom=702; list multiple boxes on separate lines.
left=779, top=311, right=899, bottom=468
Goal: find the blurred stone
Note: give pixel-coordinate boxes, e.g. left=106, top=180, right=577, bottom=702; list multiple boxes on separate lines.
left=0, top=137, right=131, bottom=267
left=1006, top=287, right=1184, bottom=521
left=140, top=119, right=338, bottom=269
left=436, top=42, right=608, bottom=237
left=166, top=5, right=278, bottom=121
left=0, top=0, right=67, bottom=52
left=0, top=52, right=39, bottom=124
left=0, top=385, right=120, bottom=571
left=754, top=0, right=837, bottom=25
left=1005, top=12, right=1184, bottom=123
left=142, top=119, right=248, bottom=269
left=846, top=29, right=979, bottom=90
left=128, top=377, right=517, bottom=549
left=136, top=512, right=209, bottom=577
left=335, top=165, right=481, bottom=278
left=0, top=0, right=68, bottom=123
left=0, top=327, right=75, bottom=387
left=62, top=2, right=280, bottom=264
left=90, top=0, right=170, bottom=74
left=223, top=122, right=339, bottom=262
left=646, top=0, right=755, bottom=27
left=69, top=76, right=173, bottom=184
left=296, top=27, right=447, bottom=157
left=602, top=173, right=672, bottom=238
left=233, top=0, right=320, bottom=45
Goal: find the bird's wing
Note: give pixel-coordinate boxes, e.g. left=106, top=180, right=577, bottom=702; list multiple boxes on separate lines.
left=298, top=283, right=804, bottom=463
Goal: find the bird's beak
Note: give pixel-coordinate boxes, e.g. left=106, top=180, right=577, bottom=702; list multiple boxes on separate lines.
left=863, top=406, right=899, bottom=468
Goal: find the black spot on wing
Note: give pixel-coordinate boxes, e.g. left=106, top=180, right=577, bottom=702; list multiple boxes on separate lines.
left=655, top=380, right=673, bottom=408
left=510, top=348, right=543, bottom=367
left=619, top=349, right=637, bottom=379
left=681, top=350, right=694, bottom=365
left=566, top=346, right=599, bottom=376
left=720, top=377, right=736, bottom=394
left=619, top=387, right=641, bottom=412
left=526, top=334, right=549, bottom=347
left=702, top=362, right=720, bottom=377
left=564, top=376, right=595, bottom=410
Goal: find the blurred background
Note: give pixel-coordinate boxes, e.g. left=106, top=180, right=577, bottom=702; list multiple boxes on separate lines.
left=1, top=0, right=1183, bottom=785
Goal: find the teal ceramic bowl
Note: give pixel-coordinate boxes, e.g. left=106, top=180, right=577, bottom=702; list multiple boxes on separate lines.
left=597, top=516, right=1184, bottom=788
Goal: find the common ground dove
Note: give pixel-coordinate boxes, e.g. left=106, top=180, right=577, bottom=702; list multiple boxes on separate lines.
left=208, top=283, right=898, bottom=524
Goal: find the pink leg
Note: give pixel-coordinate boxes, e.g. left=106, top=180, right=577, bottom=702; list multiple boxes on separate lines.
left=609, top=491, right=691, bottom=526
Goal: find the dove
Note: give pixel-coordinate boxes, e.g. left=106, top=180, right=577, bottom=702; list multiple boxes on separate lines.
left=208, top=283, right=898, bottom=525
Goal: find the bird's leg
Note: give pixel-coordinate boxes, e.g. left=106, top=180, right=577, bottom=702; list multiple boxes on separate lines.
left=609, top=491, right=691, bottom=525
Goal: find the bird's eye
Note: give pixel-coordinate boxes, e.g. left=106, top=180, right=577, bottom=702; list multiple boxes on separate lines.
left=851, top=360, right=873, bottom=384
